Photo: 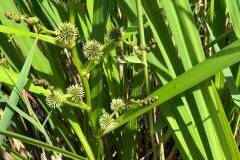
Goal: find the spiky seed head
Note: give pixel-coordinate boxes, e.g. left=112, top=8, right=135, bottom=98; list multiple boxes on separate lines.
left=110, top=98, right=125, bottom=112
left=54, top=0, right=68, bottom=5
left=99, top=113, right=115, bottom=130
left=46, top=90, right=63, bottom=109
left=83, top=40, right=103, bottom=61
left=56, top=22, right=78, bottom=45
left=107, top=26, right=124, bottom=41
left=66, top=85, right=85, bottom=102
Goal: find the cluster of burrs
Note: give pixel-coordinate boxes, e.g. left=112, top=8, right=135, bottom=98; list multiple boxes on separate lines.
left=55, top=22, right=78, bottom=46
left=32, top=78, right=54, bottom=91
left=5, top=11, right=39, bottom=25
left=43, top=83, right=85, bottom=109
left=129, top=96, right=159, bottom=107
left=99, top=98, right=125, bottom=130
left=98, top=96, right=159, bottom=130
left=4, top=11, right=78, bottom=48
left=83, top=40, right=103, bottom=62
left=82, top=26, right=124, bottom=62
left=106, top=26, right=124, bottom=42
left=128, top=37, right=157, bottom=55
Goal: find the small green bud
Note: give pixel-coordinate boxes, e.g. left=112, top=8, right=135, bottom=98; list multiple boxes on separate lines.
left=38, top=79, right=45, bottom=86
left=143, top=100, right=148, bottom=105
left=5, top=11, right=14, bottom=19
left=139, top=44, right=145, bottom=50
left=147, top=98, right=152, bottom=103
left=153, top=96, right=159, bottom=100
left=48, top=86, right=55, bottom=91
left=151, top=44, right=156, bottom=49
left=26, top=17, right=39, bottom=25
left=0, top=58, right=8, bottom=68
left=44, top=81, right=49, bottom=87
left=32, top=79, right=39, bottom=85
left=146, top=47, right=151, bottom=52
left=129, top=41, right=135, bottom=47
left=140, top=100, right=145, bottom=104
left=134, top=46, right=142, bottom=55
left=150, top=38, right=156, bottom=44
left=13, top=15, right=21, bottom=23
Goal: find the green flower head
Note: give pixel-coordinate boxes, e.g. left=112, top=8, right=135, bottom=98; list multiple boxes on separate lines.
left=83, top=40, right=103, bottom=61
left=46, top=90, right=63, bottom=109
left=99, top=113, right=115, bottom=130
left=110, top=98, right=125, bottom=112
left=56, top=22, right=78, bottom=45
left=107, top=26, right=124, bottom=42
left=66, top=84, right=85, bottom=102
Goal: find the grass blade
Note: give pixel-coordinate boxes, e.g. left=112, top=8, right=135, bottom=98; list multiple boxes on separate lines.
left=0, top=39, right=38, bottom=145
left=0, top=130, right=87, bottom=160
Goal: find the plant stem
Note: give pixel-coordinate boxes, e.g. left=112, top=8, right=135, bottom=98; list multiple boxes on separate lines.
left=36, top=24, right=58, bottom=35
left=136, top=0, right=157, bottom=159
left=69, top=1, right=103, bottom=159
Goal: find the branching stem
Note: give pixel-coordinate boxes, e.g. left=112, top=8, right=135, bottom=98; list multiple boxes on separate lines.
left=69, top=0, right=103, bottom=159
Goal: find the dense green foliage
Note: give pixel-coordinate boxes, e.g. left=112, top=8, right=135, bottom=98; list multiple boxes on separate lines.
left=0, top=0, right=239, bottom=159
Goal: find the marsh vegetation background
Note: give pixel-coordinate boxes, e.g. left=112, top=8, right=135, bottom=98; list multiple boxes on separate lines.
left=0, top=0, right=240, bottom=159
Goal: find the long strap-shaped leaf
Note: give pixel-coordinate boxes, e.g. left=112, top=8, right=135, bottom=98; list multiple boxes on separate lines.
left=97, top=40, right=240, bottom=130
left=98, top=39, right=240, bottom=159
left=0, top=130, right=87, bottom=160
left=0, top=39, right=38, bottom=145
left=225, top=0, right=240, bottom=38
left=207, top=24, right=240, bottom=107
left=0, top=25, right=58, bottom=47
left=142, top=1, right=202, bottom=158
left=161, top=0, right=238, bottom=159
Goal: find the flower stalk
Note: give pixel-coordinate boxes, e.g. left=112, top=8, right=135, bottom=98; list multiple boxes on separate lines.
left=68, top=0, right=102, bottom=159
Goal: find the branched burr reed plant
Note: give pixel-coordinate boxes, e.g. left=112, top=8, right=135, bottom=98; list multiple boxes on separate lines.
left=0, top=0, right=240, bottom=160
